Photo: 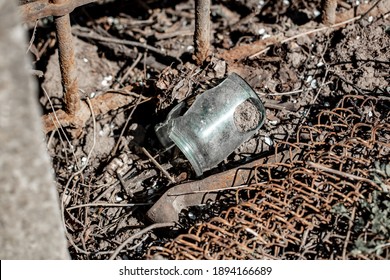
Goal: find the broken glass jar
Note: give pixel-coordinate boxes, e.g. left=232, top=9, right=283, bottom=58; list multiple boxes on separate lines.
left=155, top=73, right=266, bottom=176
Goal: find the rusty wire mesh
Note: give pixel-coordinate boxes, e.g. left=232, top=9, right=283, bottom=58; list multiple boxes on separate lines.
left=147, top=94, right=390, bottom=260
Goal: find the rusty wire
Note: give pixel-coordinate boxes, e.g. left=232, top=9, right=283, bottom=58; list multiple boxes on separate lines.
left=147, top=94, right=390, bottom=260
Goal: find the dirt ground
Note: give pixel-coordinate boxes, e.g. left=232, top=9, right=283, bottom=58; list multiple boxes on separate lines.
left=26, top=0, right=389, bottom=259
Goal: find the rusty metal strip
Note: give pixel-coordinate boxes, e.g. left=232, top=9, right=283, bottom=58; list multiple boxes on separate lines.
left=146, top=148, right=298, bottom=223
left=19, top=0, right=98, bottom=22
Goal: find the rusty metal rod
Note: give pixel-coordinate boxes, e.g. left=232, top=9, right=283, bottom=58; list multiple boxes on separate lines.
left=53, top=0, right=79, bottom=117
left=194, top=0, right=211, bottom=65
left=147, top=149, right=296, bottom=223
left=19, top=0, right=98, bottom=22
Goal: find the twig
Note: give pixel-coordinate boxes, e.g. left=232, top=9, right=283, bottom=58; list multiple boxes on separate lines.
left=257, top=89, right=304, bottom=96
left=342, top=206, right=356, bottom=259
left=248, top=16, right=361, bottom=60
left=76, top=98, right=96, bottom=174
left=307, top=161, right=380, bottom=188
left=95, top=235, right=149, bottom=256
left=115, top=52, right=143, bottom=89
left=359, top=0, right=384, bottom=21
left=42, top=87, right=78, bottom=166
left=72, top=27, right=167, bottom=57
left=111, top=94, right=144, bottom=156
left=194, top=0, right=211, bottom=65
left=67, top=202, right=151, bottom=211
left=109, top=222, right=175, bottom=260
left=26, top=20, right=38, bottom=54
left=170, top=184, right=252, bottom=196
left=61, top=98, right=96, bottom=254
left=141, top=147, right=176, bottom=183
left=42, top=88, right=149, bottom=135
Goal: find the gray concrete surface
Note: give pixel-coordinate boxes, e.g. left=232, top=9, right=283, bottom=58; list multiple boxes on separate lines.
left=0, top=0, right=69, bottom=259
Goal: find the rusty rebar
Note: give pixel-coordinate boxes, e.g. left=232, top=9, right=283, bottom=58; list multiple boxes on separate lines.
left=52, top=0, right=79, bottom=117
left=194, top=0, right=211, bottom=65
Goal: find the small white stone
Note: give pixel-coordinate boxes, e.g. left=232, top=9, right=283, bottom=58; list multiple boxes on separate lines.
left=310, top=79, right=318, bottom=89
left=101, top=75, right=113, bottom=87
left=283, top=0, right=290, bottom=5
left=264, top=136, right=273, bottom=146
left=258, top=28, right=266, bottom=35
left=368, top=16, right=373, bottom=23
left=313, top=10, right=321, bottom=17
left=268, top=119, right=278, bottom=125
left=317, top=61, right=324, bottom=67
left=355, top=0, right=360, bottom=6
left=262, top=33, right=271, bottom=39
left=107, top=17, right=114, bottom=25
left=115, top=195, right=123, bottom=202
left=306, top=75, right=313, bottom=83
left=368, top=110, right=373, bottom=118
left=81, top=156, right=87, bottom=164
left=83, top=58, right=88, bottom=63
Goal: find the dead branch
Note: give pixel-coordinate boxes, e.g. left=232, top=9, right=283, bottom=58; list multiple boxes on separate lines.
left=42, top=88, right=150, bottom=136
left=109, top=222, right=175, bottom=260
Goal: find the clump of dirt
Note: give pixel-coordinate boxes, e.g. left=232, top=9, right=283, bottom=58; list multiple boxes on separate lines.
left=233, top=99, right=261, bottom=132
